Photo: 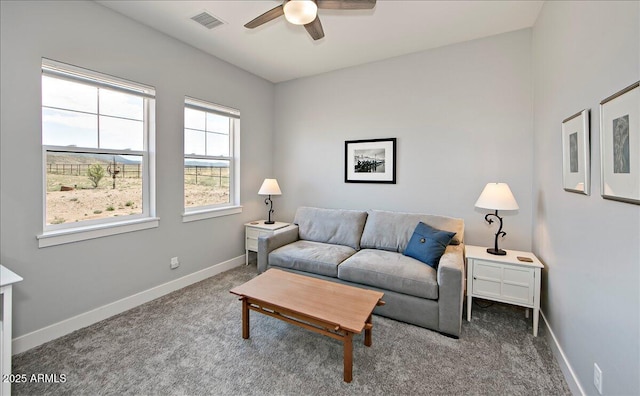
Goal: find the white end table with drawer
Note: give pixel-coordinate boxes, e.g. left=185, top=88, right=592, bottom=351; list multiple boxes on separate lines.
left=465, top=245, right=544, bottom=336
left=244, top=221, right=289, bottom=265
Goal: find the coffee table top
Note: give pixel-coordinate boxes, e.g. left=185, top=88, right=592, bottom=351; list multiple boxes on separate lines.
left=230, top=269, right=384, bottom=333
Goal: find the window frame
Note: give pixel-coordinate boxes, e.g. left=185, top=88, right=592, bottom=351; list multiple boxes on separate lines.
left=38, top=58, right=158, bottom=247
left=182, top=96, right=241, bottom=222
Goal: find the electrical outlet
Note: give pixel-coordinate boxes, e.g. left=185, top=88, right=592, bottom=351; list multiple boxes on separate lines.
left=170, top=257, right=179, bottom=269
left=593, top=363, right=603, bottom=395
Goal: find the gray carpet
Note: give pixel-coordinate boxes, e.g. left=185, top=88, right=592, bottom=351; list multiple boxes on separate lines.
left=13, top=264, right=570, bottom=395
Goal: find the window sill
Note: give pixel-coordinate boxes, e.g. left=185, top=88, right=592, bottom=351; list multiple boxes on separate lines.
left=37, top=217, right=160, bottom=248
left=182, top=205, right=243, bottom=223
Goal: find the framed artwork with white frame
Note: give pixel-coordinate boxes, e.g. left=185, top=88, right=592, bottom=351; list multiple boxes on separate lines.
left=562, top=109, right=590, bottom=195
left=600, top=81, right=639, bottom=205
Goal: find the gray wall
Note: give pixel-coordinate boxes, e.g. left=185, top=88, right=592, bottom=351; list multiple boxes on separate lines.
left=532, top=1, right=639, bottom=395
left=274, top=29, right=534, bottom=251
left=0, top=1, right=274, bottom=337
left=4, top=2, right=638, bottom=394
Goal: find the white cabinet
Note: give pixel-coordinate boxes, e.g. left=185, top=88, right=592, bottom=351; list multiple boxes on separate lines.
left=1, top=265, right=23, bottom=396
left=244, top=221, right=289, bottom=265
left=466, top=245, right=543, bottom=336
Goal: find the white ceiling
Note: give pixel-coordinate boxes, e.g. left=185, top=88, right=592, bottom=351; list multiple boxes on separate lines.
left=97, top=0, right=543, bottom=83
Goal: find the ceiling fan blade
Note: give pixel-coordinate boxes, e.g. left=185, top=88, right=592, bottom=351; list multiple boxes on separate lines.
left=244, top=4, right=285, bottom=29
left=316, top=0, right=376, bottom=10
left=304, top=16, right=325, bottom=40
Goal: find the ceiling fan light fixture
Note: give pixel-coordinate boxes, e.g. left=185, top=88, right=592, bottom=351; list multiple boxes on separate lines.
left=283, top=0, right=317, bottom=25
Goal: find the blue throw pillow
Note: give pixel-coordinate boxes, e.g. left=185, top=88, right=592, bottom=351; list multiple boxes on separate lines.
left=403, top=222, right=456, bottom=269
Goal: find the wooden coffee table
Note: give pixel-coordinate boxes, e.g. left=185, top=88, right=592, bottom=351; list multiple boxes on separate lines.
left=230, top=268, right=385, bottom=383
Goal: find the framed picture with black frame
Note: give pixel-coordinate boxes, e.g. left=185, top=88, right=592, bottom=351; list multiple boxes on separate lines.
left=561, top=109, right=590, bottom=195
left=345, top=138, right=396, bottom=184
left=600, top=81, right=639, bottom=205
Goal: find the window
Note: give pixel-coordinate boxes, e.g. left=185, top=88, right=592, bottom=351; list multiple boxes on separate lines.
left=39, top=59, right=157, bottom=246
left=183, top=97, right=240, bottom=220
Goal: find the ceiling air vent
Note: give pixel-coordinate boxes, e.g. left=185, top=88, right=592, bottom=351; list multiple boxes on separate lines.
left=191, top=12, right=224, bottom=30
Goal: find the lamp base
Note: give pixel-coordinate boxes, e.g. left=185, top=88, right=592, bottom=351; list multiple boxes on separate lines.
left=486, top=248, right=507, bottom=256
left=264, top=220, right=275, bottom=225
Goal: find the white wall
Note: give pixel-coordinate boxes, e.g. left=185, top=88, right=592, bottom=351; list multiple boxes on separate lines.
left=274, top=29, right=534, bottom=251
left=0, top=1, right=274, bottom=337
left=532, top=1, right=639, bottom=395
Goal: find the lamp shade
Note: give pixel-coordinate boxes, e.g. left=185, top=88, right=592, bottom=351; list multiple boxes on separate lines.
left=283, top=0, right=318, bottom=25
left=258, top=179, right=282, bottom=196
left=475, top=183, right=519, bottom=211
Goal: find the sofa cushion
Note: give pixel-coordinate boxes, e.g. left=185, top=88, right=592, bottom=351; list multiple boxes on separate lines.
left=403, top=222, right=456, bottom=269
left=269, top=240, right=356, bottom=278
left=360, top=210, right=464, bottom=252
left=338, top=249, right=438, bottom=300
left=294, top=207, right=368, bottom=250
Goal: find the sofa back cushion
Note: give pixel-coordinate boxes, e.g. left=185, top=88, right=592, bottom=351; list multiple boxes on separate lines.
left=294, top=207, right=368, bottom=250
left=360, top=210, right=464, bottom=252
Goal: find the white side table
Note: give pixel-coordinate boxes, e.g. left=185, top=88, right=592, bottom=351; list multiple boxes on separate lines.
left=244, top=221, right=289, bottom=265
left=1, top=265, right=23, bottom=396
left=465, top=245, right=543, bottom=336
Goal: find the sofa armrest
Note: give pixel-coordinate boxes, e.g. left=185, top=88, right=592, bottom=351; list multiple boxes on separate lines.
left=257, top=225, right=299, bottom=273
left=437, top=243, right=465, bottom=337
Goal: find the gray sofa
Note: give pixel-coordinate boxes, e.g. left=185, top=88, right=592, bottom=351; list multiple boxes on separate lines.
left=257, top=207, right=466, bottom=338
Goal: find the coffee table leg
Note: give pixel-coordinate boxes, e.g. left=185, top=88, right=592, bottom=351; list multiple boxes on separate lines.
left=344, top=332, right=353, bottom=383
left=242, top=297, right=250, bottom=339
left=364, top=314, right=372, bottom=347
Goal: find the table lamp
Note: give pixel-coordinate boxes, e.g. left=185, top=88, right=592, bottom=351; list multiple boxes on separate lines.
left=258, top=178, right=281, bottom=224
left=474, top=183, right=519, bottom=255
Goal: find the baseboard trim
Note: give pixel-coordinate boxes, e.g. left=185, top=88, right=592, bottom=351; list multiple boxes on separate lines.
left=540, top=310, right=585, bottom=396
left=12, top=255, right=245, bottom=354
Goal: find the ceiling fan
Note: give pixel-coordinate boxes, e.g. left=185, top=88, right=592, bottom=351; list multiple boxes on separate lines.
left=244, top=0, right=377, bottom=41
